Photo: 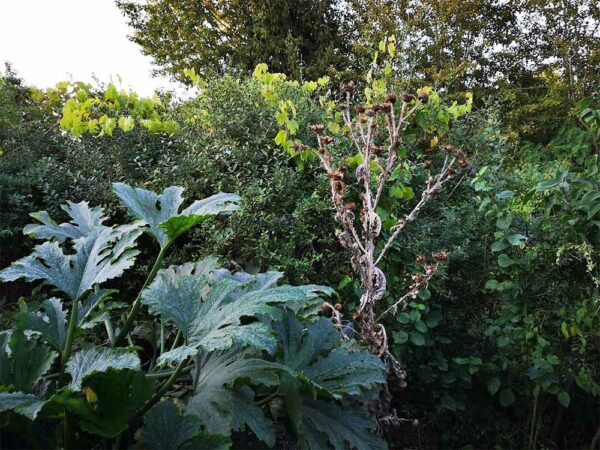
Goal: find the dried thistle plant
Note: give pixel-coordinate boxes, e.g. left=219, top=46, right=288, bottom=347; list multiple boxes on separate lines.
left=310, top=82, right=469, bottom=377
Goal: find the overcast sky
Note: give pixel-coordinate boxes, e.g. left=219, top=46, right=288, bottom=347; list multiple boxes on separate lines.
left=0, top=0, right=179, bottom=96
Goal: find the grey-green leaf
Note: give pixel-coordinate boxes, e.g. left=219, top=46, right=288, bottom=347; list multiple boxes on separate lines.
left=16, top=298, right=68, bottom=351
left=66, top=346, right=141, bottom=390
left=141, top=401, right=202, bottom=450
left=23, top=201, right=106, bottom=242
left=300, top=399, right=387, bottom=450
left=113, top=183, right=241, bottom=248
left=0, top=223, right=143, bottom=301
left=0, top=392, right=46, bottom=420
left=186, top=348, right=278, bottom=441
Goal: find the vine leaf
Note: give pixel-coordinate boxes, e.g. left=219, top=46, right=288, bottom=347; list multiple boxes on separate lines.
left=141, top=400, right=229, bottom=450
left=23, top=201, right=106, bottom=242
left=186, top=347, right=278, bottom=446
left=16, top=298, right=68, bottom=352
left=66, top=346, right=141, bottom=390
left=113, top=183, right=241, bottom=248
left=0, top=223, right=143, bottom=301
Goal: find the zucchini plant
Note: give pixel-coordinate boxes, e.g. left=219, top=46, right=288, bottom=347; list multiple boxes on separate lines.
left=0, top=183, right=386, bottom=449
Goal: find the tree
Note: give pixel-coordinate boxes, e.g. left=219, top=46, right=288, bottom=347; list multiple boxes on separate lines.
left=116, top=0, right=351, bottom=82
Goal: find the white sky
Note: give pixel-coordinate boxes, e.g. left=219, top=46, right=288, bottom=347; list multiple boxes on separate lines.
left=0, top=0, right=181, bottom=96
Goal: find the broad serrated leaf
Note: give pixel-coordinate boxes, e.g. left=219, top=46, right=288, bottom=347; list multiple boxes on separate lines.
left=67, top=368, right=154, bottom=437
left=113, top=183, right=241, bottom=248
left=16, top=297, right=68, bottom=351
left=0, top=330, right=57, bottom=392
left=142, top=264, right=324, bottom=353
left=77, top=289, right=118, bottom=327
left=66, top=346, right=140, bottom=390
left=186, top=347, right=278, bottom=442
left=141, top=401, right=202, bottom=450
left=23, top=201, right=106, bottom=242
left=273, top=312, right=386, bottom=399
left=0, top=223, right=143, bottom=301
left=156, top=345, right=198, bottom=367
left=0, top=391, right=46, bottom=420
left=300, top=399, right=386, bottom=450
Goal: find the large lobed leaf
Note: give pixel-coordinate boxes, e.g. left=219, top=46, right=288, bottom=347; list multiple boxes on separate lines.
left=0, top=223, right=143, bottom=301
left=186, top=347, right=278, bottom=446
left=16, top=298, right=68, bottom=352
left=141, top=400, right=231, bottom=450
left=66, top=345, right=141, bottom=390
left=141, top=262, right=329, bottom=358
left=23, top=201, right=106, bottom=242
left=113, top=183, right=241, bottom=248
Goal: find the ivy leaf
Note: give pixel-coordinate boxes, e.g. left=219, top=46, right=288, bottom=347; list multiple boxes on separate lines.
left=23, top=201, right=106, bottom=242
left=300, top=399, right=386, bottom=450
left=0, top=223, right=143, bottom=301
left=142, top=263, right=325, bottom=353
left=141, top=401, right=202, bottom=450
left=186, top=347, right=278, bottom=446
left=0, top=330, right=57, bottom=393
left=0, top=392, right=46, bottom=420
left=66, top=346, right=141, bottom=390
left=16, top=298, right=68, bottom=352
left=66, top=368, right=155, bottom=438
left=113, top=183, right=241, bottom=248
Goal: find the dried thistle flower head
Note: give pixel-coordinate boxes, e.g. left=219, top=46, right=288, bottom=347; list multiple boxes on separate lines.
left=423, top=160, right=433, bottom=169
left=356, top=105, right=366, bottom=113
left=432, top=250, right=449, bottom=262
left=447, top=167, right=456, bottom=175
left=401, top=93, right=414, bottom=103
left=310, top=124, right=325, bottom=134
left=321, top=135, right=334, bottom=145
left=458, top=159, right=470, bottom=169
left=385, top=92, right=397, bottom=103
left=443, top=144, right=453, bottom=154
left=381, top=102, right=392, bottom=113
left=365, top=108, right=376, bottom=117
left=416, top=255, right=427, bottom=264
left=342, top=81, right=355, bottom=94
left=416, top=89, right=429, bottom=103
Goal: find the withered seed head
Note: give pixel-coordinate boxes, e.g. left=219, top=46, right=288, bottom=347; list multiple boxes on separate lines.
left=370, top=145, right=382, bottom=155
left=458, top=159, right=469, bottom=169
left=385, top=92, right=397, bottom=103
left=447, top=167, right=456, bottom=175
left=342, top=81, right=355, bottom=94
left=310, top=124, right=325, bottom=134
left=417, top=89, right=429, bottom=103
left=423, top=159, right=433, bottom=169
left=356, top=106, right=366, bottom=114
left=321, top=302, right=329, bottom=313
left=334, top=303, right=343, bottom=311
left=365, top=108, right=375, bottom=117
left=381, top=102, right=392, bottom=113
left=401, top=93, right=415, bottom=103
left=373, top=323, right=382, bottom=332
left=358, top=116, right=368, bottom=124
left=416, top=255, right=427, bottom=264
left=432, top=250, right=449, bottom=262
left=321, top=135, right=334, bottom=145
left=443, top=144, right=453, bottom=154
